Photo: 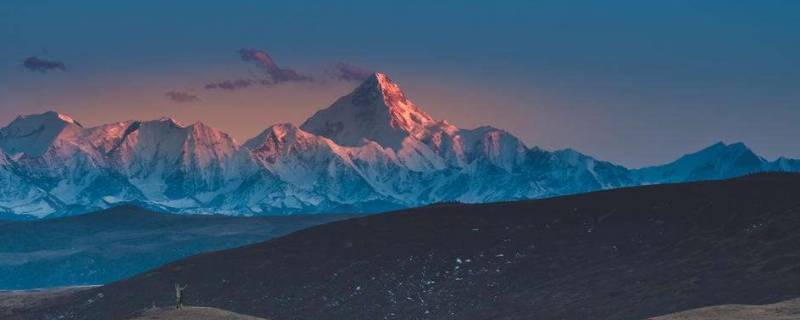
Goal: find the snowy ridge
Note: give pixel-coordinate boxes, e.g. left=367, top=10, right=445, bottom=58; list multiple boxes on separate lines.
left=0, top=149, right=59, bottom=217
left=1, top=73, right=798, bottom=218
left=631, top=142, right=777, bottom=184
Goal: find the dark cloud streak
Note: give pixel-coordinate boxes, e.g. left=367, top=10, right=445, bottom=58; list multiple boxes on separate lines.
left=237, top=48, right=312, bottom=84
left=165, top=90, right=200, bottom=103
left=22, top=56, right=66, bottom=73
left=205, top=49, right=313, bottom=91
left=205, top=79, right=257, bottom=91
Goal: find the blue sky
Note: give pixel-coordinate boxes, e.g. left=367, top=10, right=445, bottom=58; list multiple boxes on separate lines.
left=0, top=0, right=798, bottom=167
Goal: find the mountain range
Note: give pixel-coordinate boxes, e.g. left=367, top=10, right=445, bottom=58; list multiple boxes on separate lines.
left=1, top=73, right=798, bottom=218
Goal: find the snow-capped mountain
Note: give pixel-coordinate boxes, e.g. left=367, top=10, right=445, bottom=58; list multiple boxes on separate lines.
left=236, top=123, right=393, bottom=213
left=0, top=73, right=797, bottom=218
left=301, top=73, right=528, bottom=172
left=302, top=73, right=446, bottom=149
left=773, top=157, right=800, bottom=172
left=632, top=142, right=778, bottom=184
left=0, top=111, right=136, bottom=215
left=0, top=149, right=59, bottom=218
left=104, top=118, right=249, bottom=210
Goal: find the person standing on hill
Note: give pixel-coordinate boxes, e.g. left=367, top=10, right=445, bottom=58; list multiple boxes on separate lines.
left=175, top=283, right=188, bottom=310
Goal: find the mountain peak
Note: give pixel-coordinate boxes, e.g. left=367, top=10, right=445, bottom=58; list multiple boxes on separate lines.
left=46, top=111, right=82, bottom=127
left=188, top=120, right=237, bottom=143
left=635, top=141, right=766, bottom=183
left=371, top=71, right=390, bottom=85
left=0, top=111, right=85, bottom=156
left=12, top=111, right=83, bottom=128
left=727, top=141, right=748, bottom=150
left=189, top=120, right=218, bottom=132
left=700, top=141, right=751, bottom=155
left=300, top=72, right=438, bottom=148
left=354, top=73, right=423, bottom=115
left=244, top=123, right=292, bottom=149
left=156, top=117, right=183, bottom=127
left=370, top=72, right=401, bottom=93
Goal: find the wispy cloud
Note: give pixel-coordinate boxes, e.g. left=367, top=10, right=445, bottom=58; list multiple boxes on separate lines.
left=205, top=79, right=258, bottom=91
left=203, top=49, right=376, bottom=92
left=237, top=48, right=312, bottom=84
left=22, top=56, right=66, bottom=73
left=165, top=90, right=200, bottom=103
left=329, top=62, right=373, bottom=82
left=205, top=49, right=313, bottom=91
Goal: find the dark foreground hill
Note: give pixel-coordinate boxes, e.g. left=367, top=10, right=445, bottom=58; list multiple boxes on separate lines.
left=0, top=206, right=355, bottom=289
left=15, top=173, right=800, bottom=320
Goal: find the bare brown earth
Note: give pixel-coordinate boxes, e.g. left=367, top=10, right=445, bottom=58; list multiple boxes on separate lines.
left=0, top=286, right=92, bottom=317
left=129, top=306, right=268, bottom=320
left=9, top=173, right=800, bottom=320
left=650, top=298, right=800, bottom=320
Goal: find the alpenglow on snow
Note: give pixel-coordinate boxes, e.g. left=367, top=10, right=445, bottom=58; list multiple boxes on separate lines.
left=1, top=73, right=798, bottom=218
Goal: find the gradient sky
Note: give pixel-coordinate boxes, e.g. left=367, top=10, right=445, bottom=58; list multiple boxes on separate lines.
left=0, top=1, right=798, bottom=167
